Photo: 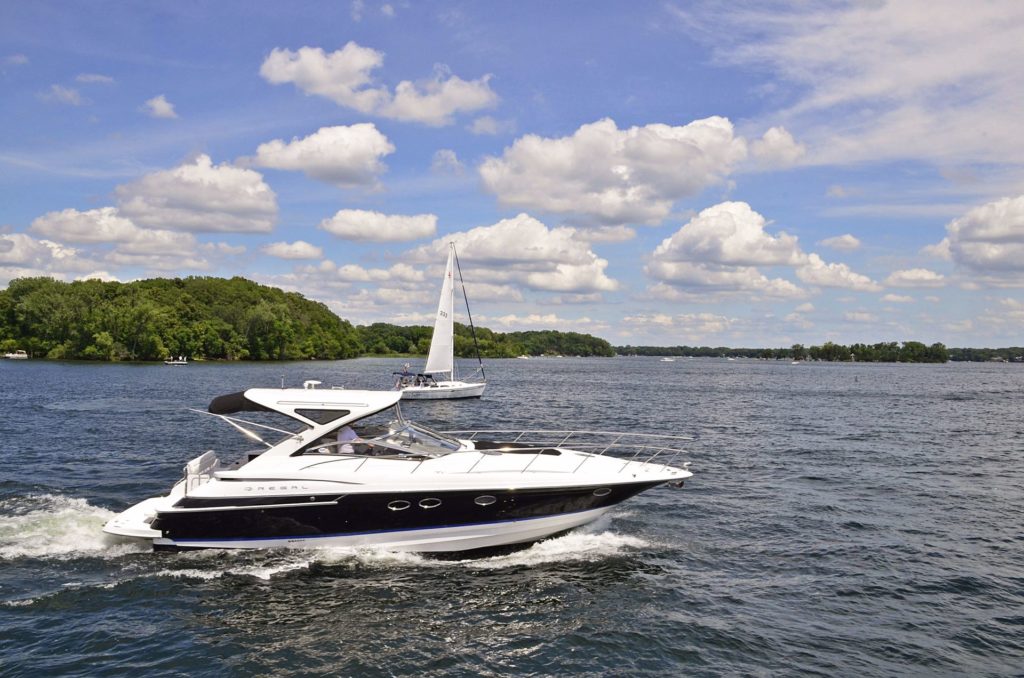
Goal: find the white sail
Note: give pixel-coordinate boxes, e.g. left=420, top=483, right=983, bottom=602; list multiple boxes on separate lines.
left=423, top=244, right=455, bottom=375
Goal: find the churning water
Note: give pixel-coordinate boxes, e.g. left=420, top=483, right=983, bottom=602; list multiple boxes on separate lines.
left=1, top=357, right=1022, bottom=676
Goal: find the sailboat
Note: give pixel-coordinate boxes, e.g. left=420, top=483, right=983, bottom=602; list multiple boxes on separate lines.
left=395, top=242, right=486, bottom=400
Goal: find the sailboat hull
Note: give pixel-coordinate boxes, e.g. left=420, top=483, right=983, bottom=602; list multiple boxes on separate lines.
left=400, top=381, right=486, bottom=400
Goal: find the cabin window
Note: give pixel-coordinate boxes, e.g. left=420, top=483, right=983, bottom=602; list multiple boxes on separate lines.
left=419, top=497, right=442, bottom=509
left=387, top=500, right=411, bottom=511
left=295, top=409, right=350, bottom=425
left=474, top=495, right=497, bottom=506
left=593, top=488, right=612, bottom=497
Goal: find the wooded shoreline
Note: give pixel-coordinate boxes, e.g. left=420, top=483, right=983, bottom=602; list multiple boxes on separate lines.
left=1, top=276, right=1019, bottom=363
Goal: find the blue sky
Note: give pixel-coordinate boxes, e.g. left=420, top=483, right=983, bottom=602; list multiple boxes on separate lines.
left=2, top=1, right=1023, bottom=347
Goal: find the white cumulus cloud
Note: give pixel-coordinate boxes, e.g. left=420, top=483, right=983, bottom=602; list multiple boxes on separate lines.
left=931, top=195, right=1024, bottom=277
left=884, top=268, right=946, bottom=287
left=431, top=149, right=464, bottom=175
left=261, top=240, right=323, bottom=260
left=143, top=94, right=178, bottom=119
left=749, top=126, right=805, bottom=168
left=250, top=124, right=394, bottom=188
left=651, top=200, right=802, bottom=266
left=28, top=206, right=202, bottom=258
left=407, top=213, right=618, bottom=293
left=116, top=155, right=277, bottom=233
left=479, top=117, right=748, bottom=226
left=324, top=261, right=425, bottom=283
left=30, top=207, right=137, bottom=243
left=259, top=43, right=497, bottom=126
left=646, top=201, right=879, bottom=297
left=319, top=209, right=437, bottom=242
left=623, top=312, right=738, bottom=339
left=0, top=233, right=79, bottom=267
left=796, top=253, right=881, bottom=292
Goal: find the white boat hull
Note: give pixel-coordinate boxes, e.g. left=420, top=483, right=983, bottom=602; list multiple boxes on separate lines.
left=400, top=381, right=486, bottom=400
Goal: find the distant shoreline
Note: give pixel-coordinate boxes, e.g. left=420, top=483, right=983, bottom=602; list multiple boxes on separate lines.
left=3, top=276, right=1022, bottom=364
left=4, top=352, right=1022, bottom=365
left=615, top=342, right=1022, bottom=363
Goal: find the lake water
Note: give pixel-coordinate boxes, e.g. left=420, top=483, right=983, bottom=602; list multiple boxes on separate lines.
left=1, top=357, right=1022, bottom=676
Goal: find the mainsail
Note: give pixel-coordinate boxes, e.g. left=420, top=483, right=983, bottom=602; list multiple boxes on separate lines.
left=423, top=244, right=455, bottom=376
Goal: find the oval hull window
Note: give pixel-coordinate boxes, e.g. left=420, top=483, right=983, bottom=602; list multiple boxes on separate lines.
left=593, top=487, right=612, bottom=497
left=419, top=497, right=442, bottom=509
left=387, top=500, right=411, bottom=511
left=474, top=495, right=497, bottom=506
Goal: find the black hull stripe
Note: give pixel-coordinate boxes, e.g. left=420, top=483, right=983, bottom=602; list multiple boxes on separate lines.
left=153, top=481, right=668, bottom=542
left=159, top=505, right=610, bottom=544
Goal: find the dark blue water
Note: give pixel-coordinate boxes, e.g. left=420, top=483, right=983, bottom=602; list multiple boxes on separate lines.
left=1, top=358, right=1022, bottom=676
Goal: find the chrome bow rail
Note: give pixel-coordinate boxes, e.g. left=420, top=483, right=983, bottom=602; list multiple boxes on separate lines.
left=444, top=429, right=695, bottom=474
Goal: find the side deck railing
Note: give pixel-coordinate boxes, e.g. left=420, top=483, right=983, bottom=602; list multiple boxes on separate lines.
left=246, top=431, right=694, bottom=477
left=443, top=429, right=695, bottom=475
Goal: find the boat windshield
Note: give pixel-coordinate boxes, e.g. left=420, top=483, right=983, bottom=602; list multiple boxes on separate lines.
left=376, top=420, right=463, bottom=454
left=299, top=406, right=464, bottom=458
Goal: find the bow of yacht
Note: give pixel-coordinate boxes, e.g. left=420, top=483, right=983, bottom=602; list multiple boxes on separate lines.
left=104, top=382, right=692, bottom=553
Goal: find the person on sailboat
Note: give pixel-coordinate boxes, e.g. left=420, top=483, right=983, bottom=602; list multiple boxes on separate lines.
left=393, top=363, right=415, bottom=388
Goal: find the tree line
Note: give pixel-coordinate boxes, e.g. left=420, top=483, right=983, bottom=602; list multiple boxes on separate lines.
left=0, top=276, right=614, bottom=361
left=617, top=342, right=1023, bottom=363
left=355, top=323, right=614, bottom=358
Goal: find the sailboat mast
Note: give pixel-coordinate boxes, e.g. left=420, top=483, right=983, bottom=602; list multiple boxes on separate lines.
left=453, top=244, right=486, bottom=381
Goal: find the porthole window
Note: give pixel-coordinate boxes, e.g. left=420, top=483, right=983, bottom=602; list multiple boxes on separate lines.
left=387, top=500, right=411, bottom=511
left=419, top=497, right=442, bottom=509
left=474, top=495, right=497, bottom=506
left=593, top=487, right=612, bottom=497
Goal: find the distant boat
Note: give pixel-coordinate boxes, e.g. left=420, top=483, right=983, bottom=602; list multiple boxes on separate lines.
left=660, top=357, right=676, bottom=362
left=726, top=357, right=736, bottom=361
left=517, top=355, right=530, bottom=360
left=395, top=242, right=486, bottom=400
left=164, top=356, right=188, bottom=366
left=791, top=360, right=801, bottom=365
left=3, top=349, right=28, bottom=360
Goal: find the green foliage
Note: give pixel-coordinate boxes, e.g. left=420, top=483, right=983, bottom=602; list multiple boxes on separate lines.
left=0, top=276, right=617, bottom=362
left=352, top=322, right=615, bottom=359
left=616, top=341, right=956, bottom=363
left=0, top=276, right=361, bottom=361
left=947, top=346, right=1024, bottom=362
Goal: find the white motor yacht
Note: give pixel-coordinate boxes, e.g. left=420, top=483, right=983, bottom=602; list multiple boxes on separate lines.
left=3, top=349, right=28, bottom=359
left=104, top=382, right=692, bottom=552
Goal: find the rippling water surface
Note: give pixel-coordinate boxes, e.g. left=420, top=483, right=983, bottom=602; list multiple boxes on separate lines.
left=1, top=358, right=1022, bottom=676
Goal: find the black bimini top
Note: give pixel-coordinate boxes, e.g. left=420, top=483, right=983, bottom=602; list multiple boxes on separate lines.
left=207, top=391, right=272, bottom=415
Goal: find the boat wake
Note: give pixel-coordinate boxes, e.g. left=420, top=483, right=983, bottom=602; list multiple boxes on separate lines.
left=143, top=526, right=650, bottom=581
left=311, top=514, right=648, bottom=571
left=0, top=494, right=147, bottom=560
